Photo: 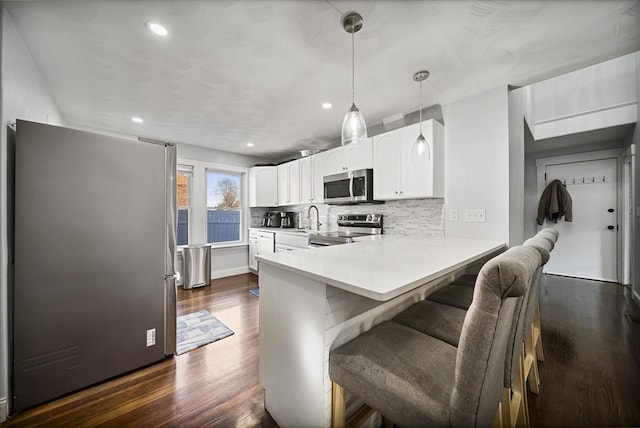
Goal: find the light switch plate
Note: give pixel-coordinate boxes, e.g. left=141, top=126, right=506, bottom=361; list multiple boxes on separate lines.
left=464, top=209, right=486, bottom=222
left=146, top=328, right=156, bottom=347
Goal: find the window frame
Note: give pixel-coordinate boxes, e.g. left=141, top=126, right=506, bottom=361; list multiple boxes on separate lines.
left=176, top=164, right=193, bottom=247
left=176, top=158, right=249, bottom=248
left=204, top=167, right=245, bottom=245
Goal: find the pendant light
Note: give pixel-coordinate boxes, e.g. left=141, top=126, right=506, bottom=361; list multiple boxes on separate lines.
left=411, top=70, right=430, bottom=161
left=341, top=12, right=367, bottom=147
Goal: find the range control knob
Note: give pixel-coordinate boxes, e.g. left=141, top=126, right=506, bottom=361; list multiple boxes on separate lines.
left=366, top=215, right=372, bottom=222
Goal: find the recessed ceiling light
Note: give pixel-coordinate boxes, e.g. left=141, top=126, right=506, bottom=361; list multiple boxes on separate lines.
left=132, top=117, right=143, bottom=123
left=322, top=102, right=332, bottom=109
left=246, top=142, right=254, bottom=147
left=146, top=21, right=168, bottom=36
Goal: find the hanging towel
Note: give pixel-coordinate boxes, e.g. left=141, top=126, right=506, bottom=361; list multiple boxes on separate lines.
left=536, top=179, right=573, bottom=225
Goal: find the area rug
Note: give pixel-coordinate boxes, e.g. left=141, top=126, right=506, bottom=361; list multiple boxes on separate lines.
left=249, top=288, right=259, bottom=297
left=176, top=309, right=234, bottom=355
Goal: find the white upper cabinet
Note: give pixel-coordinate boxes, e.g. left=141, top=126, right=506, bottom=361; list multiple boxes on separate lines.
left=531, top=52, right=637, bottom=140
left=300, top=152, right=326, bottom=204
left=249, top=166, right=278, bottom=207
left=373, top=119, right=444, bottom=200
left=277, top=160, right=300, bottom=206
left=323, top=138, right=373, bottom=176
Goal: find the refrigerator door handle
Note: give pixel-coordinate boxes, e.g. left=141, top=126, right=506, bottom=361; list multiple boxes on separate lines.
left=164, top=143, right=178, bottom=356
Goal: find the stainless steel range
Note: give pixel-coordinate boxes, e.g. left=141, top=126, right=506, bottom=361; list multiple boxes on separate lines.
left=308, top=213, right=383, bottom=247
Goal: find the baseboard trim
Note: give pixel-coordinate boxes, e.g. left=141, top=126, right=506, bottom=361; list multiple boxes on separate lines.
left=212, top=266, right=250, bottom=280
left=0, top=397, right=8, bottom=423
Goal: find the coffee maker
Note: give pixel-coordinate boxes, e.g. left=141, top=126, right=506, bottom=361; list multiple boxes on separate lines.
left=262, top=211, right=296, bottom=228
left=279, top=211, right=295, bottom=228
left=262, top=211, right=281, bottom=228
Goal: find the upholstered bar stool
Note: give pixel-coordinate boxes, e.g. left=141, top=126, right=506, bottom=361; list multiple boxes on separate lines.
left=521, top=235, right=555, bottom=395
left=329, top=246, right=540, bottom=428
left=394, top=245, right=546, bottom=428
left=525, top=228, right=558, bottom=363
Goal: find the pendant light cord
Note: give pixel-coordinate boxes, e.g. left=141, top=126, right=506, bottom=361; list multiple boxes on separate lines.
left=351, top=30, right=355, bottom=105
left=419, top=80, right=423, bottom=135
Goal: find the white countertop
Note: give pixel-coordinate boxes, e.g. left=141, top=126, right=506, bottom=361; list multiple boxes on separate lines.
left=249, top=227, right=309, bottom=235
left=256, top=235, right=506, bottom=301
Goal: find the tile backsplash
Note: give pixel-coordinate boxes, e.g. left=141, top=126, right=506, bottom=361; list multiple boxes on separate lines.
left=250, top=199, right=444, bottom=237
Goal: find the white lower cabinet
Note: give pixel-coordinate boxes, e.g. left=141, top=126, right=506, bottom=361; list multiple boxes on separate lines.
left=373, top=119, right=444, bottom=200
left=250, top=230, right=275, bottom=272
left=249, top=230, right=259, bottom=271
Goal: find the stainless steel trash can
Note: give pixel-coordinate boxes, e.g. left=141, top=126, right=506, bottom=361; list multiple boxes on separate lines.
left=182, top=244, right=212, bottom=289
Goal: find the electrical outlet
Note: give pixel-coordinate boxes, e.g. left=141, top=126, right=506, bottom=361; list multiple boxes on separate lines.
left=464, top=209, right=486, bottom=223
left=449, top=209, right=459, bottom=222
left=146, top=328, right=156, bottom=347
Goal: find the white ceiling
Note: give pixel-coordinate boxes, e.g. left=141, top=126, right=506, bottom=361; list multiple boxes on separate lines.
left=5, top=1, right=640, bottom=160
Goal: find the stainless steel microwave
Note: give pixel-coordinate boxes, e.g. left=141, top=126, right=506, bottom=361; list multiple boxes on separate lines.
left=323, top=168, right=378, bottom=204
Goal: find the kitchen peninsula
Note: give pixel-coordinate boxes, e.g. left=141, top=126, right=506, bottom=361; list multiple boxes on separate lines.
left=256, top=235, right=505, bottom=427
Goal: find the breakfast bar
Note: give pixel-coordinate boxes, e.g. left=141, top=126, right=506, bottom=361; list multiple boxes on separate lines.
left=256, top=236, right=506, bottom=427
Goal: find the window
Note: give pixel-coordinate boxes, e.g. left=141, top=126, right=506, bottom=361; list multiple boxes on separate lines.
left=206, top=169, right=242, bottom=244
left=176, top=165, right=192, bottom=246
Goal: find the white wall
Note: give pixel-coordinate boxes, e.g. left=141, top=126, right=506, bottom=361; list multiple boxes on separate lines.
left=443, top=86, right=511, bottom=243
left=1, top=7, right=64, bottom=421
left=509, top=87, right=527, bottom=246
left=631, top=51, right=640, bottom=305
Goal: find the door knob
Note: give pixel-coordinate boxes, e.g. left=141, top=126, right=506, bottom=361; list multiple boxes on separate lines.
left=608, top=208, right=614, bottom=213
left=607, top=225, right=615, bottom=230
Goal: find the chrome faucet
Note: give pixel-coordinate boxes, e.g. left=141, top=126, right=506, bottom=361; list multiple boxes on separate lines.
left=307, top=205, right=321, bottom=231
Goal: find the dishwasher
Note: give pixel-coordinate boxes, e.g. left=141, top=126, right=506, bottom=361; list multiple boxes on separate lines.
left=255, top=231, right=275, bottom=271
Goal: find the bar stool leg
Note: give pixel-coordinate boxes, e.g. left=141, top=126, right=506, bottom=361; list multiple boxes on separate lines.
left=534, top=305, right=545, bottom=362
left=332, top=382, right=346, bottom=428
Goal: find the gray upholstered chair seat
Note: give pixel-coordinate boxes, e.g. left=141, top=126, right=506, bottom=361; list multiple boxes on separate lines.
left=330, top=246, right=541, bottom=428
left=329, top=320, right=457, bottom=427
left=392, top=300, right=466, bottom=347
left=425, top=284, right=474, bottom=310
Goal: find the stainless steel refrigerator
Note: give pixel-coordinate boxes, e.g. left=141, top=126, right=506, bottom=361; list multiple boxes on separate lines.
left=10, top=120, right=177, bottom=413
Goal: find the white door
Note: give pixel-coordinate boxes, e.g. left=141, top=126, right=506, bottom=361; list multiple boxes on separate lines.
left=543, top=158, right=617, bottom=282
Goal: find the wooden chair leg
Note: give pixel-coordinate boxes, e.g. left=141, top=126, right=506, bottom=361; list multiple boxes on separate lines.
left=494, top=400, right=505, bottom=428
left=524, top=329, right=541, bottom=395
left=500, top=387, right=511, bottom=428
left=516, top=349, right=530, bottom=428
left=332, top=382, right=346, bottom=428
left=534, top=305, right=544, bottom=362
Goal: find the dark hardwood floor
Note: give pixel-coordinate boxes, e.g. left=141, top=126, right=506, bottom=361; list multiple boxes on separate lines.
left=2, top=273, right=278, bottom=428
left=2, top=273, right=639, bottom=427
left=529, top=274, right=640, bottom=427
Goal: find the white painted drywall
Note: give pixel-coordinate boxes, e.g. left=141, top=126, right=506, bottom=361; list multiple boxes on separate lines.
left=531, top=52, right=637, bottom=140
left=509, top=87, right=527, bottom=246
left=1, top=7, right=64, bottom=421
left=443, top=86, right=511, bottom=243
left=632, top=52, right=640, bottom=305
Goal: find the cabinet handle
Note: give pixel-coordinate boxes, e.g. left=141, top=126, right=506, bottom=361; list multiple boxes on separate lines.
left=395, top=191, right=399, bottom=195
left=399, top=190, right=403, bottom=195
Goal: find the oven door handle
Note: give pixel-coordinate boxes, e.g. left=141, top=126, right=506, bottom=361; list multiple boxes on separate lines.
left=349, top=173, right=354, bottom=201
